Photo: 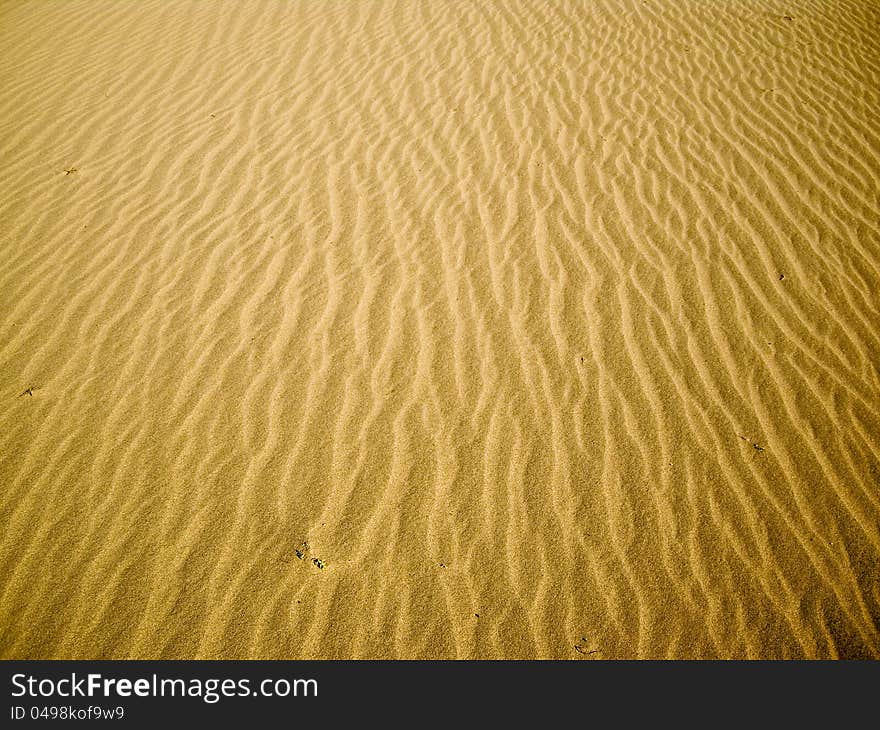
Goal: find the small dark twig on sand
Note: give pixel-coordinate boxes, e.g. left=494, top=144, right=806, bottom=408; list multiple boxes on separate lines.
left=575, top=636, right=600, bottom=655
left=739, top=435, right=765, bottom=452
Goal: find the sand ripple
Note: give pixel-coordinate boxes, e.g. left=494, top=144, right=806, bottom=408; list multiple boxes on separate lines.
left=1, top=0, right=879, bottom=658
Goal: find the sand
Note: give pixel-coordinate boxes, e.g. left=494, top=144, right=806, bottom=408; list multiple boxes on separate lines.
left=1, top=0, right=878, bottom=660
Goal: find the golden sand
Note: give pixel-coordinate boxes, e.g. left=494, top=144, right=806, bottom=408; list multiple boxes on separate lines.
left=1, top=0, right=879, bottom=659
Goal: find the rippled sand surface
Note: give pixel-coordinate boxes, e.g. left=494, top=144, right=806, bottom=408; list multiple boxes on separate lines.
left=1, top=0, right=879, bottom=659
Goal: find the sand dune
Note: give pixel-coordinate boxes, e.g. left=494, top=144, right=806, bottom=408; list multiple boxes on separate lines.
left=1, top=0, right=879, bottom=659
